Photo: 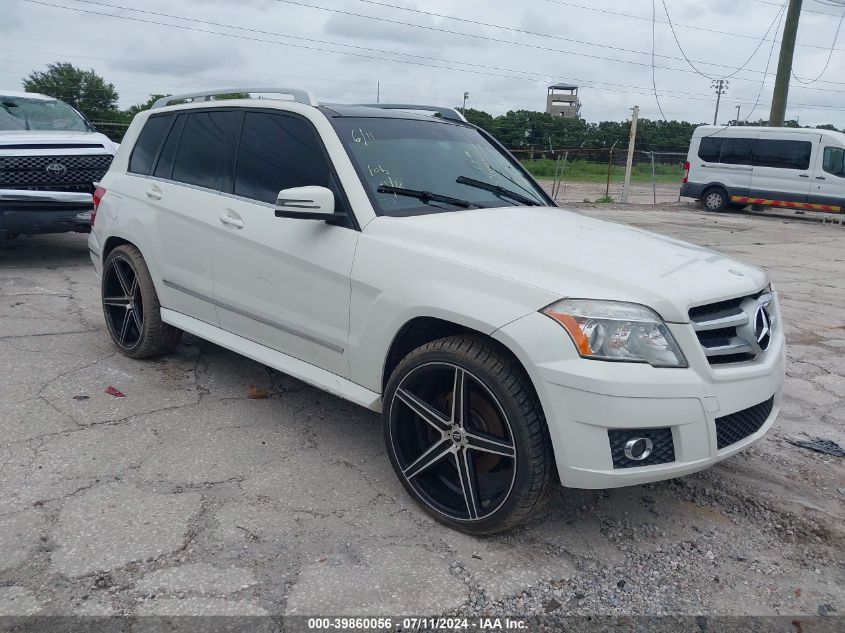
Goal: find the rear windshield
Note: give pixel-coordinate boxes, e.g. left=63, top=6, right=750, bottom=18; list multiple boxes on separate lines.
left=0, top=95, right=89, bottom=132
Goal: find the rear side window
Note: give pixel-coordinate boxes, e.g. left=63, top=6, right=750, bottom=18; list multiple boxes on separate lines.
left=698, top=137, right=722, bottom=163
left=172, top=111, right=237, bottom=190
left=752, top=139, right=811, bottom=170
left=153, top=115, right=186, bottom=179
left=823, top=147, right=845, bottom=177
left=234, top=111, right=332, bottom=204
left=128, top=115, right=172, bottom=175
left=720, top=138, right=754, bottom=165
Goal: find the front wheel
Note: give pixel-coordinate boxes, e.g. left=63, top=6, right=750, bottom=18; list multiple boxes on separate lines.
left=102, top=244, right=182, bottom=358
left=383, top=335, right=555, bottom=534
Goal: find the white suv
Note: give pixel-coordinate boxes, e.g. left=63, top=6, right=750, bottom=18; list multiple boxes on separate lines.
left=89, top=88, right=785, bottom=534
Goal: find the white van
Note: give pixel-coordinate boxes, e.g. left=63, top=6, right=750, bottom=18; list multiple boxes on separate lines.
left=681, top=125, right=845, bottom=213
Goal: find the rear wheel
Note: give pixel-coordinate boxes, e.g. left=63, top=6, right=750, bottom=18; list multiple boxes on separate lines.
left=702, top=186, right=729, bottom=211
left=383, top=335, right=554, bottom=534
left=102, top=244, right=182, bottom=358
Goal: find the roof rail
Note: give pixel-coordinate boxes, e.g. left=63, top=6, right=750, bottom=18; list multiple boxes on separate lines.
left=151, top=87, right=318, bottom=109
left=354, top=103, right=467, bottom=122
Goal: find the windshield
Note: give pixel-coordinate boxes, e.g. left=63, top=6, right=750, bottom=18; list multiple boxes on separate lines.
left=331, top=116, right=550, bottom=216
left=0, top=95, right=89, bottom=132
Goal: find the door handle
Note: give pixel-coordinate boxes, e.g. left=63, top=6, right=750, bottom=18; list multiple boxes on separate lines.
left=816, top=176, right=826, bottom=180
left=798, top=174, right=809, bottom=178
left=218, top=212, right=244, bottom=228
left=145, top=186, right=162, bottom=200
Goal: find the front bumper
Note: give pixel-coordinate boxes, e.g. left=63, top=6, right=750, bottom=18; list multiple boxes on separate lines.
left=493, top=309, right=785, bottom=489
left=0, top=190, right=93, bottom=237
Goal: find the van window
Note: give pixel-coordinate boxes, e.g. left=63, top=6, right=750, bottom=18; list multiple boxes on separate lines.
left=234, top=111, right=333, bottom=204
left=721, top=138, right=754, bottom=165
left=697, top=136, right=811, bottom=170
left=823, top=147, right=845, bottom=177
left=129, top=115, right=172, bottom=175
left=172, top=111, right=237, bottom=190
left=752, top=139, right=811, bottom=170
left=698, top=137, right=722, bottom=163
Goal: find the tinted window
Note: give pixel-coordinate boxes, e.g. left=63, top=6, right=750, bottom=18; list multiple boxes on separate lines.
left=721, top=138, right=754, bottom=165
left=129, top=115, right=172, bottom=175
left=172, top=111, right=237, bottom=190
left=752, top=139, right=811, bottom=170
left=153, top=115, right=185, bottom=179
left=698, top=137, right=722, bottom=162
left=234, top=112, right=332, bottom=204
left=823, top=147, right=845, bottom=177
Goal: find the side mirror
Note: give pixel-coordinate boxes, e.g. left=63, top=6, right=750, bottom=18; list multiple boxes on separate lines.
left=275, top=186, right=338, bottom=220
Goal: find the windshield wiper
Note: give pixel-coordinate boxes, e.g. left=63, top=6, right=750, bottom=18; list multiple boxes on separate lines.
left=377, top=185, right=478, bottom=209
left=456, top=176, right=542, bottom=206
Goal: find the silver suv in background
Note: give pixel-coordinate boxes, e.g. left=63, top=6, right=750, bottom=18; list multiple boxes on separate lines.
left=0, top=91, right=118, bottom=239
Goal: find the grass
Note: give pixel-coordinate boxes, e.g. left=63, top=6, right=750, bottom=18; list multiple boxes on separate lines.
left=520, top=158, right=683, bottom=184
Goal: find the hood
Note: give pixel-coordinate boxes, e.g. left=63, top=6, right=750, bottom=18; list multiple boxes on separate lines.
left=363, top=206, right=768, bottom=323
left=0, top=130, right=117, bottom=154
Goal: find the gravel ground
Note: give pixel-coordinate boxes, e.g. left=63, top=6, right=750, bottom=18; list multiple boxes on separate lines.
left=0, top=203, right=842, bottom=626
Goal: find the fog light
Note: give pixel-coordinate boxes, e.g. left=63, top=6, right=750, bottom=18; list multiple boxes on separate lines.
left=624, top=437, right=653, bottom=461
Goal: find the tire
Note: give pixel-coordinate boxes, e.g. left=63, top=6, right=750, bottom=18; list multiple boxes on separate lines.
left=101, top=244, right=182, bottom=358
left=383, top=335, right=555, bottom=535
left=702, top=187, right=729, bottom=211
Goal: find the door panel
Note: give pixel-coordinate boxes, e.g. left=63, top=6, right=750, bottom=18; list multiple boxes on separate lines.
left=212, top=110, right=358, bottom=376
left=148, top=110, right=239, bottom=325
left=749, top=136, right=817, bottom=202
left=810, top=145, right=845, bottom=208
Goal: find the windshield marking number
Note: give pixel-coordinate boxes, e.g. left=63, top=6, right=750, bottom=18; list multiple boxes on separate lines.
left=352, top=128, right=375, bottom=146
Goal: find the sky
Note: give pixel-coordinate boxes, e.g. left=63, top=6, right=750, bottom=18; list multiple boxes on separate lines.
left=2, top=0, right=844, bottom=127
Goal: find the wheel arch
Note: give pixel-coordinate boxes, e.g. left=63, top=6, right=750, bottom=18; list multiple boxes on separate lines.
left=381, top=316, right=537, bottom=399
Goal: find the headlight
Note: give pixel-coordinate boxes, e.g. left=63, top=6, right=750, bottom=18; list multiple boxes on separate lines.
left=541, top=299, right=688, bottom=368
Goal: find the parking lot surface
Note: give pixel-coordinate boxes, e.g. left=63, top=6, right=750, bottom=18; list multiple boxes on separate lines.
left=0, top=206, right=843, bottom=619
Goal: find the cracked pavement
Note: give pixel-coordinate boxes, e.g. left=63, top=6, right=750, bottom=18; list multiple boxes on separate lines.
left=0, top=207, right=842, bottom=620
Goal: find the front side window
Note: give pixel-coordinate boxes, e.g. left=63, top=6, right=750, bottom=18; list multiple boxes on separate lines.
left=822, top=146, right=845, bottom=177
left=171, top=111, right=237, bottom=190
left=331, top=116, right=549, bottom=216
left=752, top=139, right=811, bottom=170
left=0, top=95, right=88, bottom=131
left=129, top=115, right=172, bottom=175
left=234, top=112, right=332, bottom=204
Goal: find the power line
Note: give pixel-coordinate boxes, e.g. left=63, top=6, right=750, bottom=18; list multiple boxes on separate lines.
left=544, top=0, right=845, bottom=52
left=15, top=0, right=845, bottom=115
left=744, top=3, right=787, bottom=121
left=29, top=0, right=845, bottom=95
left=651, top=0, right=668, bottom=121
left=660, top=0, right=786, bottom=80
left=791, top=5, right=845, bottom=83
left=13, top=0, right=790, bottom=104
left=347, top=0, right=783, bottom=77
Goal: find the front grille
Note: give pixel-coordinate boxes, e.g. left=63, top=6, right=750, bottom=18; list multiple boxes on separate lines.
left=715, top=396, right=775, bottom=449
left=689, top=289, right=773, bottom=366
left=608, top=428, right=675, bottom=469
left=0, top=154, right=113, bottom=192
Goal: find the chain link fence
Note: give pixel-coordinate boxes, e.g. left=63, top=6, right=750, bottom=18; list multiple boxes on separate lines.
left=514, top=148, right=687, bottom=206
left=90, top=121, right=130, bottom=143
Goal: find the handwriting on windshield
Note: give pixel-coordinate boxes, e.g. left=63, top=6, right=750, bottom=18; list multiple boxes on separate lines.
left=352, top=128, right=375, bottom=145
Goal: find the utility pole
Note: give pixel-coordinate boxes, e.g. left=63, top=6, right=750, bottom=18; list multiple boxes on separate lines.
left=735, top=104, right=741, bottom=125
left=621, top=105, right=639, bottom=204
left=770, top=0, right=803, bottom=127
left=376, top=81, right=380, bottom=103
left=462, top=91, right=469, bottom=114
left=711, top=79, right=728, bottom=125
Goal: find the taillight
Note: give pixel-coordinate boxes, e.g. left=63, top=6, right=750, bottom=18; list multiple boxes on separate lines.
left=682, top=161, right=690, bottom=184
left=92, top=186, right=106, bottom=225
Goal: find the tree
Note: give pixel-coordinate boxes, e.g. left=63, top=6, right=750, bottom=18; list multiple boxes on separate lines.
left=23, top=62, right=119, bottom=122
